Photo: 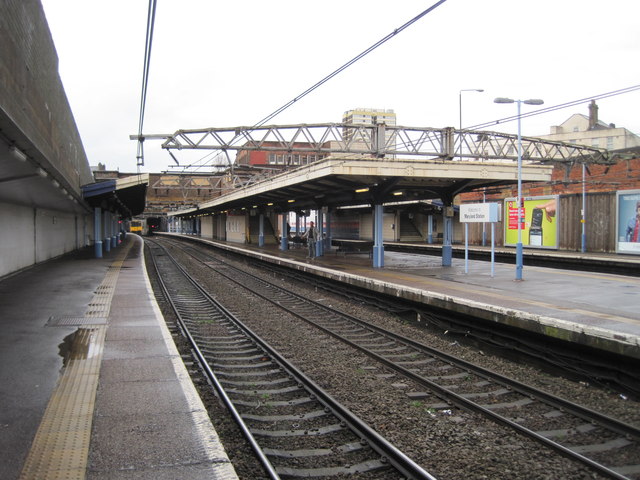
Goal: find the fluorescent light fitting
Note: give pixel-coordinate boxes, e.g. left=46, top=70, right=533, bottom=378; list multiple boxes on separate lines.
left=355, top=187, right=369, bottom=193
left=36, top=167, right=48, bottom=177
left=392, top=191, right=403, bottom=196
left=9, top=146, right=28, bottom=162
left=287, top=199, right=295, bottom=203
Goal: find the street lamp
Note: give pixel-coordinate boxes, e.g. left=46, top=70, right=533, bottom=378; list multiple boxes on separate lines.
left=493, top=97, right=544, bottom=281
left=459, top=89, right=484, bottom=158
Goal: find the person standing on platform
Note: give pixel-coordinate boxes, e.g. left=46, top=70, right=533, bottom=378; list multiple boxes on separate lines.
left=303, top=221, right=319, bottom=258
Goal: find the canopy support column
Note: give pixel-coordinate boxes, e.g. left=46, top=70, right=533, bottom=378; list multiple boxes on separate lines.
left=258, top=213, right=265, bottom=247
left=373, top=204, right=384, bottom=268
left=94, top=208, right=102, bottom=258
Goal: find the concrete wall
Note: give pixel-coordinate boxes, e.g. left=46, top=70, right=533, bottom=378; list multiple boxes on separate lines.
left=226, top=214, right=247, bottom=243
left=0, top=0, right=94, bottom=190
left=359, top=212, right=397, bottom=241
left=0, top=202, right=91, bottom=277
left=34, top=208, right=77, bottom=262
left=0, top=203, right=36, bottom=276
left=0, top=2, right=100, bottom=278
left=201, top=216, right=214, bottom=237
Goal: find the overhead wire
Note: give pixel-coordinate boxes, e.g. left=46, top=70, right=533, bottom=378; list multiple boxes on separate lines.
left=252, top=0, right=449, bottom=128
left=465, top=84, right=640, bottom=131
left=177, top=0, right=449, bottom=171
left=136, top=0, right=158, bottom=167
left=375, top=85, right=640, bottom=155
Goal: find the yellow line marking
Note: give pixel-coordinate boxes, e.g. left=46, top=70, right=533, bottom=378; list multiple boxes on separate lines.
left=19, top=242, right=132, bottom=480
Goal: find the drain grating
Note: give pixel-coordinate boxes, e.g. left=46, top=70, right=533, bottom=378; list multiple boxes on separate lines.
left=47, top=316, right=108, bottom=327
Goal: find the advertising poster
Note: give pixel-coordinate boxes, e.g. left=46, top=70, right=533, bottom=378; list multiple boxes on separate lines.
left=504, top=195, right=559, bottom=249
left=616, top=190, right=640, bottom=255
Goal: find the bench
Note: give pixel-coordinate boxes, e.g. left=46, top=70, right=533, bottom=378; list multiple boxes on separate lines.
left=332, top=239, right=374, bottom=257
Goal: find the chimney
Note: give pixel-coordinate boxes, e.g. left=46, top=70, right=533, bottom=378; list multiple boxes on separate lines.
left=588, top=100, right=599, bottom=129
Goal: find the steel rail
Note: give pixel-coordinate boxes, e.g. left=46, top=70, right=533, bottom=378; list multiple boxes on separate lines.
left=147, top=240, right=280, bottom=479
left=172, top=239, right=639, bottom=480
left=147, top=238, right=437, bottom=480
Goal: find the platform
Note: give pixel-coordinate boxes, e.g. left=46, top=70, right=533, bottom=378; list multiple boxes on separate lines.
left=166, top=233, right=640, bottom=360
left=0, top=234, right=237, bottom=480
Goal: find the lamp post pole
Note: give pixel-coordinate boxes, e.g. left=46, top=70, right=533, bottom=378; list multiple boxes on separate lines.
left=458, top=89, right=483, bottom=159
left=515, top=99, right=523, bottom=280
left=494, top=97, right=544, bottom=281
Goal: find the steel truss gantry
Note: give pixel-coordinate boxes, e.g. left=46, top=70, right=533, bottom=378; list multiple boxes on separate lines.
left=153, top=123, right=613, bottom=170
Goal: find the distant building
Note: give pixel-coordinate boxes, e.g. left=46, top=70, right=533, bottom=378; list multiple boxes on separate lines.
left=342, top=107, right=396, bottom=126
left=235, top=141, right=328, bottom=168
left=342, top=108, right=396, bottom=144
left=341, top=108, right=397, bottom=158
left=538, top=100, right=640, bottom=151
left=235, top=108, right=398, bottom=168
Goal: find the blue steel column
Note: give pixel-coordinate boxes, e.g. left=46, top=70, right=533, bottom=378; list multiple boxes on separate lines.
left=107, top=212, right=113, bottom=250
left=280, top=214, right=288, bottom=251
left=442, top=208, right=452, bottom=266
left=316, top=210, right=324, bottom=257
left=259, top=213, right=265, bottom=247
left=94, top=208, right=102, bottom=258
left=324, top=210, right=332, bottom=251
left=103, top=211, right=111, bottom=253
left=372, top=204, right=384, bottom=268
left=427, top=214, right=433, bottom=244
left=111, top=216, right=117, bottom=248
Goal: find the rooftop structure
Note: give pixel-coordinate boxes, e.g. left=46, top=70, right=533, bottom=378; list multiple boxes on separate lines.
left=538, top=100, right=640, bottom=151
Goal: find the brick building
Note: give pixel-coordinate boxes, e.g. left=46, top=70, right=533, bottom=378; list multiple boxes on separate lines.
left=235, top=141, right=328, bottom=168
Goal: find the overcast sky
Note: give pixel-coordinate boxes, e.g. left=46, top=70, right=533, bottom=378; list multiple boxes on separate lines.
left=40, top=0, right=640, bottom=173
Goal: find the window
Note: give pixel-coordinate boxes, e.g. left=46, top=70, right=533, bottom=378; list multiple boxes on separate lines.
left=606, top=137, right=614, bottom=150
left=591, top=138, right=599, bottom=148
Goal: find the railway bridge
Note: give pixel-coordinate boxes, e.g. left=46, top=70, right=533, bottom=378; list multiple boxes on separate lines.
left=145, top=123, right=613, bottom=267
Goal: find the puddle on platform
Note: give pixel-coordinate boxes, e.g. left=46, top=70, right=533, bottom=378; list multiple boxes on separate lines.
left=58, top=328, right=102, bottom=367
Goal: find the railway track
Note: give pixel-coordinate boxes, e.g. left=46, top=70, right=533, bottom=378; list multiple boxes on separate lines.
left=146, top=238, right=436, bottom=480
left=161, top=237, right=640, bottom=480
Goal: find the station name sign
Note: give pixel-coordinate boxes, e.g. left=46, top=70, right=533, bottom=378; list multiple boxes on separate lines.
left=460, top=203, right=500, bottom=223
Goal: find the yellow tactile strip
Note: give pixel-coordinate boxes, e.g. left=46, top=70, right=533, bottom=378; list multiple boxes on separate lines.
left=19, top=327, right=105, bottom=480
left=19, top=242, right=132, bottom=480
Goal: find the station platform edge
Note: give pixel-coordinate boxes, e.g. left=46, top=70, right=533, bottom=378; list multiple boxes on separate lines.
left=0, top=234, right=238, bottom=480
left=161, top=233, right=640, bottom=361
